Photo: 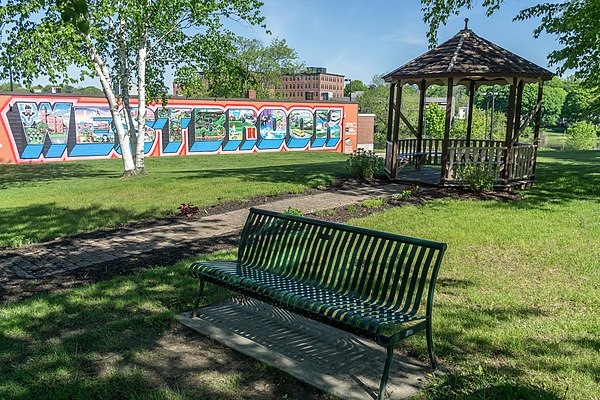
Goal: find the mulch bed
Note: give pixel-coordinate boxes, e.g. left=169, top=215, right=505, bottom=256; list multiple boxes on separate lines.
left=309, top=183, right=520, bottom=224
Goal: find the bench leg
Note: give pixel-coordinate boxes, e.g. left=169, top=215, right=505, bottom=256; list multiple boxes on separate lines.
left=377, top=345, right=394, bottom=400
left=191, top=279, right=205, bottom=318
left=426, top=318, right=439, bottom=370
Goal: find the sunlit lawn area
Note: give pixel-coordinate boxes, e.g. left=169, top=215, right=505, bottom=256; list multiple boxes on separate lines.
left=353, top=150, right=600, bottom=399
left=0, top=152, right=347, bottom=247
left=0, top=150, right=598, bottom=399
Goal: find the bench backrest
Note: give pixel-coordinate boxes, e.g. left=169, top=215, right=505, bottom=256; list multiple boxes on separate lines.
left=238, top=208, right=447, bottom=317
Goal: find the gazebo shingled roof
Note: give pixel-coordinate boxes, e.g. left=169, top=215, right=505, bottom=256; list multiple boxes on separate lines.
left=383, top=26, right=554, bottom=84
left=383, top=20, right=553, bottom=190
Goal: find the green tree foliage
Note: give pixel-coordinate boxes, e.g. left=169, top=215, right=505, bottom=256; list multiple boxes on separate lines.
left=562, top=85, right=600, bottom=124
left=522, top=84, right=567, bottom=127
left=0, top=0, right=266, bottom=176
left=566, top=121, right=599, bottom=150
left=425, top=103, right=445, bottom=138
left=451, top=107, right=506, bottom=140
left=357, top=75, right=391, bottom=136
left=0, top=83, right=28, bottom=92
left=344, top=79, right=367, bottom=97
left=176, top=36, right=302, bottom=99
left=421, top=1, right=600, bottom=92
left=475, top=83, right=566, bottom=128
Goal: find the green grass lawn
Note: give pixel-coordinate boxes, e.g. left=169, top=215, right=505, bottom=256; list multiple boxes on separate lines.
left=0, top=152, right=347, bottom=247
left=351, top=150, right=600, bottom=399
left=0, top=150, right=598, bottom=399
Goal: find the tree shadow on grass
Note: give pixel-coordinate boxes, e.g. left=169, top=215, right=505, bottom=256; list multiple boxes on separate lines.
left=514, top=150, right=600, bottom=207
left=425, top=378, right=564, bottom=400
left=0, top=162, right=116, bottom=190
left=170, top=160, right=348, bottom=188
left=420, top=298, right=599, bottom=399
left=0, top=267, right=327, bottom=400
left=0, top=203, right=159, bottom=248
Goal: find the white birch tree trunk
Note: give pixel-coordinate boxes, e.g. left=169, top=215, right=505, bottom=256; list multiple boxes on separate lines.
left=135, top=4, right=150, bottom=173
left=136, top=43, right=147, bottom=173
left=117, top=13, right=137, bottom=170
left=89, top=43, right=136, bottom=176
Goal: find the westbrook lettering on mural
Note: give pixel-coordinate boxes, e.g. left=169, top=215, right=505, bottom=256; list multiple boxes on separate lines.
left=0, top=95, right=358, bottom=164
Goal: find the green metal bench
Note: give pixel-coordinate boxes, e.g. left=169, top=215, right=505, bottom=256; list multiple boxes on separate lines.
left=189, top=207, right=447, bottom=399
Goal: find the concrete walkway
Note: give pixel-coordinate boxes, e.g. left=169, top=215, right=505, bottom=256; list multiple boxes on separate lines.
left=0, top=183, right=405, bottom=287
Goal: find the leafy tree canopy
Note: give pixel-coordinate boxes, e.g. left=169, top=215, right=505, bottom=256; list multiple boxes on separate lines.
left=175, top=36, right=302, bottom=99
left=420, top=0, right=600, bottom=92
left=0, top=0, right=266, bottom=176
left=344, top=79, right=367, bottom=96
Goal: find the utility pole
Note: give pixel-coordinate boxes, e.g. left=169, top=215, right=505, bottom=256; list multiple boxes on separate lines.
left=485, top=94, right=489, bottom=136
left=490, top=89, right=498, bottom=140
left=344, top=78, right=352, bottom=100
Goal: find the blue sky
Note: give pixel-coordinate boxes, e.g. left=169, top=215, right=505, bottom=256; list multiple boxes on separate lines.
left=29, top=0, right=562, bottom=88
left=230, top=0, right=561, bottom=84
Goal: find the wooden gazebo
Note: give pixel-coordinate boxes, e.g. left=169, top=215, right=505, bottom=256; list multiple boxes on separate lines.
left=384, top=19, right=553, bottom=190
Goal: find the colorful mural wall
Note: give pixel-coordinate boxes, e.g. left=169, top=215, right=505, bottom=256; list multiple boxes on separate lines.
left=0, top=94, right=359, bottom=164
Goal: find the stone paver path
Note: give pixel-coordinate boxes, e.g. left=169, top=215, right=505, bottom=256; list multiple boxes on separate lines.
left=0, top=184, right=405, bottom=288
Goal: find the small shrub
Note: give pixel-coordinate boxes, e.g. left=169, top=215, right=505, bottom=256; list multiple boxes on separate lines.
left=345, top=205, right=357, bottom=213
left=566, top=121, right=598, bottom=150
left=178, top=203, right=199, bottom=217
left=360, top=198, right=386, bottom=209
left=456, top=164, right=496, bottom=193
left=392, top=189, right=413, bottom=200
left=283, top=206, right=303, bottom=216
left=346, top=149, right=383, bottom=179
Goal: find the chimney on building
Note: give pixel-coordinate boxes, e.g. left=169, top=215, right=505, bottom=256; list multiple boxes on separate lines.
left=246, top=89, right=257, bottom=99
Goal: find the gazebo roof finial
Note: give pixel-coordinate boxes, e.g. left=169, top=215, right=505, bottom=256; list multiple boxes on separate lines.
left=464, top=18, right=469, bottom=30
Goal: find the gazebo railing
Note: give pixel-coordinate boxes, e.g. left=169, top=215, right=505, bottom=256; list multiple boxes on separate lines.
left=507, top=144, right=536, bottom=180
left=445, top=145, right=505, bottom=180
left=392, top=138, right=536, bottom=183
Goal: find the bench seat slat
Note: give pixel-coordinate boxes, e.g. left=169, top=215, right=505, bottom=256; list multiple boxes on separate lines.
left=190, top=260, right=420, bottom=339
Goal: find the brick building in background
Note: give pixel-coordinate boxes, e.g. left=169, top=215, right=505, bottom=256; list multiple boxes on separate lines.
left=273, top=67, right=344, bottom=101
left=173, top=67, right=345, bottom=101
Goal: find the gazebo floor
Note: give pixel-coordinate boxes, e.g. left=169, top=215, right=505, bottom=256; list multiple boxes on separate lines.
left=395, top=167, right=441, bottom=186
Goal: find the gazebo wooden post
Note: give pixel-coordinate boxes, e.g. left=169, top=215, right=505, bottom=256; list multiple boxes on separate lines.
left=390, top=80, right=403, bottom=179
left=386, top=83, right=397, bottom=176
left=440, top=77, right=454, bottom=184
left=416, top=79, right=427, bottom=168
left=503, top=77, right=518, bottom=184
left=466, top=80, right=475, bottom=147
left=531, top=80, right=544, bottom=177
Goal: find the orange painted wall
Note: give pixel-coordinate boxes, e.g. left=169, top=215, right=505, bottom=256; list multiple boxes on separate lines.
left=0, top=94, right=358, bottom=164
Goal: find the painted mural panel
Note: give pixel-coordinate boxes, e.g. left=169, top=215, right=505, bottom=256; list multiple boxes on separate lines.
left=327, top=109, right=342, bottom=148
left=257, top=109, right=286, bottom=150
left=259, top=109, right=286, bottom=139
left=158, top=108, right=191, bottom=142
left=227, top=108, right=257, bottom=151
left=18, top=102, right=71, bottom=145
left=0, top=95, right=355, bottom=164
left=129, top=107, right=157, bottom=144
left=75, top=106, right=113, bottom=143
left=157, top=108, right=190, bottom=154
left=288, top=109, right=313, bottom=148
left=195, top=109, right=225, bottom=141
left=191, top=108, right=225, bottom=153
